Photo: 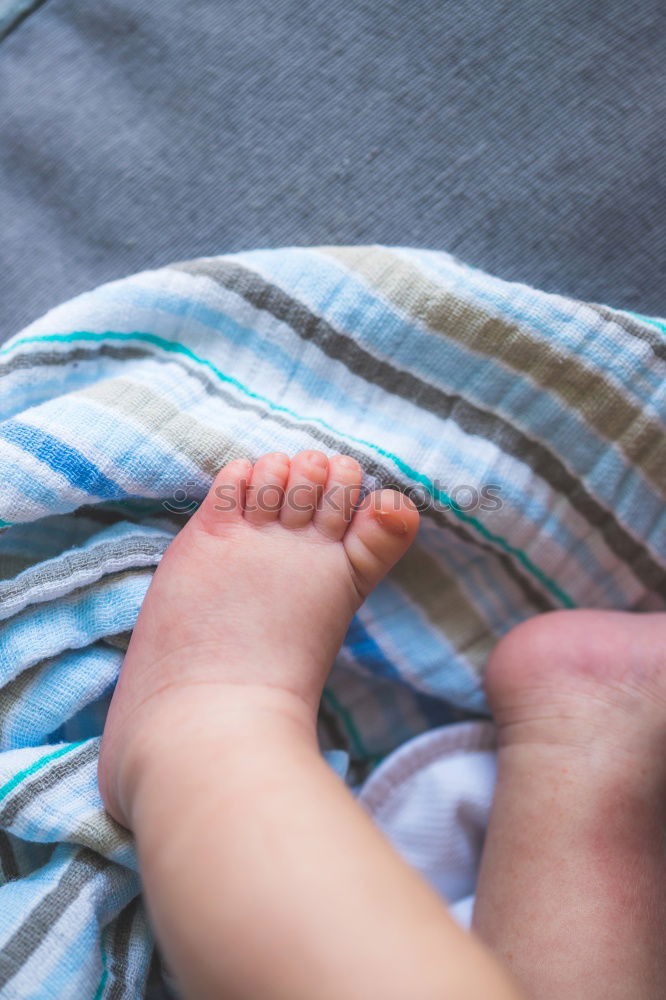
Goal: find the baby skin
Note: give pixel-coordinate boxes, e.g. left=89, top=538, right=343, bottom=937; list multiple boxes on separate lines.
left=98, top=450, right=522, bottom=1000
left=474, top=608, right=666, bottom=999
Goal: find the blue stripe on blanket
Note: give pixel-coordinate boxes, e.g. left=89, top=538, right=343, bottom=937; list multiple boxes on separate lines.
left=0, top=422, right=126, bottom=500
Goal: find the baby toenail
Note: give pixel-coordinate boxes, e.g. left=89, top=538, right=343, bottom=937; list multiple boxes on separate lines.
left=337, top=456, right=358, bottom=469
left=305, top=451, right=327, bottom=467
left=373, top=509, right=409, bottom=535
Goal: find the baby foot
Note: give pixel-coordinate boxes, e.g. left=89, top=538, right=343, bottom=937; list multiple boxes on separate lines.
left=99, top=450, right=419, bottom=826
left=484, top=609, right=666, bottom=758
left=474, top=610, right=666, bottom=998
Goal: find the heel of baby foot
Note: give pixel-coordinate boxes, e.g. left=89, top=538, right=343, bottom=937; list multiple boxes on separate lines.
left=485, top=610, right=666, bottom=758
left=486, top=609, right=657, bottom=711
left=484, top=610, right=607, bottom=736
left=343, top=489, right=419, bottom=598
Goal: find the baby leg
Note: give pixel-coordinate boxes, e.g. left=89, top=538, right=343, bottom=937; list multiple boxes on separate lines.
left=474, top=610, right=666, bottom=999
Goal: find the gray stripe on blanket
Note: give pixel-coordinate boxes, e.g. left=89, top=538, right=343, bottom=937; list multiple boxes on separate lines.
left=0, top=831, right=18, bottom=882
left=0, top=555, right=34, bottom=580
left=0, top=344, right=148, bottom=380
left=107, top=897, right=142, bottom=1000
left=0, top=533, right=169, bottom=619
left=0, top=848, right=107, bottom=988
left=172, top=258, right=666, bottom=594
left=0, top=742, right=98, bottom=828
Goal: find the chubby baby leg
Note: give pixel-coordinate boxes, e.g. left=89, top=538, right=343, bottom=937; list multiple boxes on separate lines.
left=474, top=610, right=666, bottom=999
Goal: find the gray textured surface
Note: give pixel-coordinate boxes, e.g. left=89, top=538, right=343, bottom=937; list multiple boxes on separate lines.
left=0, top=0, right=46, bottom=42
left=1, top=0, right=665, bottom=342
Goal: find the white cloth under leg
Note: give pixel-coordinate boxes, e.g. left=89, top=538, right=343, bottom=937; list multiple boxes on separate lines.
left=357, top=721, right=497, bottom=928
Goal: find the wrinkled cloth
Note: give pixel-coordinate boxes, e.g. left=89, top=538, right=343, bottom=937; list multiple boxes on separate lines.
left=359, top=720, right=497, bottom=929
left=0, top=245, right=664, bottom=998
left=2, top=0, right=666, bottom=341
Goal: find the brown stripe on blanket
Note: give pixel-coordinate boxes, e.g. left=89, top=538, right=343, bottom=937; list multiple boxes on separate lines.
left=323, top=245, right=666, bottom=495
left=388, top=540, right=496, bottom=675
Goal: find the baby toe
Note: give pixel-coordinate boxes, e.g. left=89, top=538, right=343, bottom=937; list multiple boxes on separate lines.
left=313, top=455, right=362, bottom=541
left=244, top=452, right=290, bottom=525
left=342, top=489, right=419, bottom=597
left=280, top=450, right=328, bottom=528
left=194, top=457, right=253, bottom=535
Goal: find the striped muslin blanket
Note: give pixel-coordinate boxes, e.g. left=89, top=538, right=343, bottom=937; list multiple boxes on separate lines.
left=0, top=246, right=664, bottom=998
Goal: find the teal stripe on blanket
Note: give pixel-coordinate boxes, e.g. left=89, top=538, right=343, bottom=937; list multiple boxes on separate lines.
left=0, top=245, right=664, bottom=998
left=0, top=742, right=83, bottom=804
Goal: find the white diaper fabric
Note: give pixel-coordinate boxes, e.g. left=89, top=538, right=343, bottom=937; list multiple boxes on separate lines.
left=357, top=721, right=497, bottom=928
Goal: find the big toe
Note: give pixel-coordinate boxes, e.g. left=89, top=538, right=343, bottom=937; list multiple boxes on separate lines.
left=191, top=457, right=253, bottom=535
left=343, top=489, right=419, bottom=598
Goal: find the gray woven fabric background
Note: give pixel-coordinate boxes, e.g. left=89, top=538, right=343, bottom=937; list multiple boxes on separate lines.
left=1, top=0, right=664, bottom=343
